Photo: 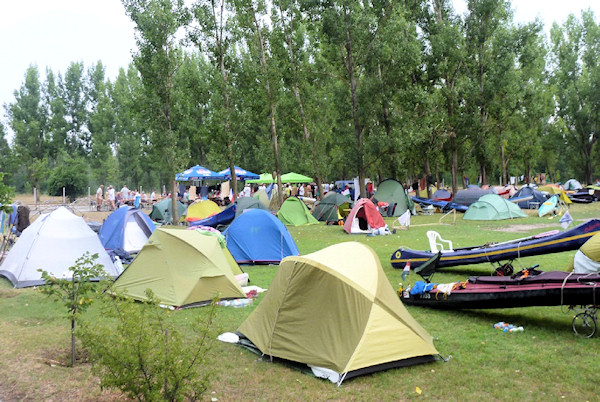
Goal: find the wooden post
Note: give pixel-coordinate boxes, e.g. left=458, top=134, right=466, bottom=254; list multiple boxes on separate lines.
left=33, top=188, right=37, bottom=210
left=63, top=188, right=66, bottom=204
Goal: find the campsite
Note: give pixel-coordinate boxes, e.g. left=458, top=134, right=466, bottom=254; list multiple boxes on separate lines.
left=0, top=192, right=598, bottom=400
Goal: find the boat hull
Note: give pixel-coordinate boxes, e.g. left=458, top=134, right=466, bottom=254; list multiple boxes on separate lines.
left=391, top=219, right=600, bottom=269
left=401, top=271, right=600, bottom=309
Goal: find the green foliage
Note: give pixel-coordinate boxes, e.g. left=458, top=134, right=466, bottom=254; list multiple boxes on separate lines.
left=80, top=290, right=216, bottom=401
left=38, top=252, right=109, bottom=366
left=0, top=173, right=15, bottom=213
left=47, top=154, right=88, bottom=200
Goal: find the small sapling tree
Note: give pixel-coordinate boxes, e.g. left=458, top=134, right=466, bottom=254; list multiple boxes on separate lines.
left=39, top=252, right=108, bottom=367
left=80, top=290, right=217, bottom=401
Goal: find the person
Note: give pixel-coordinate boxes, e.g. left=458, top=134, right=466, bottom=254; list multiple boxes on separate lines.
left=121, top=185, right=131, bottom=201
left=96, top=184, right=104, bottom=211
left=258, top=183, right=266, bottom=192
left=243, top=184, right=251, bottom=197
left=298, top=183, right=305, bottom=197
left=150, top=189, right=157, bottom=202
left=342, top=185, right=350, bottom=197
left=107, top=185, right=116, bottom=210
left=323, top=182, right=330, bottom=195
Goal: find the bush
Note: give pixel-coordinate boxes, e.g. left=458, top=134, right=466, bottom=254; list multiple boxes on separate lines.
left=79, top=290, right=216, bottom=401
left=47, top=157, right=88, bottom=201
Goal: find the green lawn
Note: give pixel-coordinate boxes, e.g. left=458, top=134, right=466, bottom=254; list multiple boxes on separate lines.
left=0, top=203, right=598, bottom=400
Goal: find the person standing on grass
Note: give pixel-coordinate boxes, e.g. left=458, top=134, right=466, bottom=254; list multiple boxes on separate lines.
left=107, top=185, right=116, bottom=210
left=96, top=184, right=104, bottom=211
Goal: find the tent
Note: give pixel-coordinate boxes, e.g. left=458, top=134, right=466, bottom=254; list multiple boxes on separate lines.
left=564, top=179, right=583, bottom=191
left=176, top=165, right=224, bottom=181
left=572, top=232, right=600, bottom=274
left=186, top=200, right=221, bottom=221
left=509, top=186, right=548, bottom=209
left=312, top=192, right=351, bottom=222
left=538, top=185, right=572, bottom=204
left=236, top=242, right=438, bottom=384
left=149, top=198, right=187, bottom=223
left=343, top=198, right=386, bottom=234
left=452, top=188, right=495, bottom=207
left=463, top=194, right=527, bottom=221
left=373, top=179, right=413, bottom=216
left=223, top=209, right=299, bottom=264
left=112, top=228, right=245, bottom=307
left=280, top=172, right=313, bottom=183
left=246, top=173, right=275, bottom=184
left=98, top=206, right=155, bottom=253
left=253, top=189, right=270, bottom=208
left=432, top=189, right=452, bottom=200
left=277, top=197, right=319, bottom=226
left=0, top=207, right=121, bottom=288
left=218, top=166, right=260, bottom=180
left=188, top=204, right=236, bottom=228
left=234, top=197, right=268, bottom=217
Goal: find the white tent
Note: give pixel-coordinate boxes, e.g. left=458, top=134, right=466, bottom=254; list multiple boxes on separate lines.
left=0, top=207, right=121, bottom=288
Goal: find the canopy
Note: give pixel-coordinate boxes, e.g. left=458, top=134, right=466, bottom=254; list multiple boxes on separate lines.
left=246, top=173, right=275, bottom=184
left=218, top=166, right=260, bottom=180
left=176, top=165, right=224, bottom=181
left=280, top=172, right=313, bottom=183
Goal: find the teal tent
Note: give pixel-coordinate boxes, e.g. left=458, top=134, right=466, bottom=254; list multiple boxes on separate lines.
left=373, top=179, right=413, bottom=216
left=463, top=194, right=527, bottom=221
left=149, top=198, right=187, bottom=223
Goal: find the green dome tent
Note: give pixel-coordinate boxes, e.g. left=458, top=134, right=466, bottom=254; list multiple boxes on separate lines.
left=113, top=228, right=245, bottom=307
left=312, top=192, right=351, bottom=222
left=277, top=196, right=319, bottom=226
left=373, top=179, right=414, bottom=216
left=149, top=198, right=187, bottom=223
left=236, top=242, right=439, bottom=384
left=463, top=194, right=527, bottom=221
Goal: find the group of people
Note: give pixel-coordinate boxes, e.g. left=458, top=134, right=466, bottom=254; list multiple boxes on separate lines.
left=96, top=184, right=159, bottom=211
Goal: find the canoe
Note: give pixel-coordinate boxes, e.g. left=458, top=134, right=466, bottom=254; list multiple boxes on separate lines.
left=390, top=219, right=600, bottom=269
left=401, top=271, right=600, bottom=309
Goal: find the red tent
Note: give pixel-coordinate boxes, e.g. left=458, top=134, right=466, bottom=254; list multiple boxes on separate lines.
left=343, top=198, right=386, bottom=234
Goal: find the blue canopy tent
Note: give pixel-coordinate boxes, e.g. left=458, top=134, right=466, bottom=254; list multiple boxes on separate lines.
left=175, top=165, right=225, bottom=181
left=99, top=206, right=156, bottom=253
left=217, top=166, right=260, bottom=180
left=223, top=209, right=299, bottom=264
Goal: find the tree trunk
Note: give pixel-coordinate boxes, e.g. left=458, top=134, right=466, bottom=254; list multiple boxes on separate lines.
left=424, top=156, right=432, bottom=198
left=450, top=134, right=458, bottom=195
left=171, top=179, right=178, bottom=224
left=500, top=141, right=507, bottom=186
left=71, top=317, right=76, bottom=367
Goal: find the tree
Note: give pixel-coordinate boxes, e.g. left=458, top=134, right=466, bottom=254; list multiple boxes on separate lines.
left=550, top=10, right=600, bottom=184
left=63, top=62, right=90, bottom=155
left=46, top=152, right=89, bottom=200
left=122, top=0, right=191, bottom=220
left=39, top=252, right=108, bottom=367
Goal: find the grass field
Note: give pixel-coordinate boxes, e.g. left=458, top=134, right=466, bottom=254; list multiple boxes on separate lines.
left=1, top=197, right=599, bottom=400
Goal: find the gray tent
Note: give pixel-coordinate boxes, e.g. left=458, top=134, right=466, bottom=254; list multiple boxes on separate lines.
left=234, top=197, right=268, bottom=217
left=453, top=188, right=495, bottom=207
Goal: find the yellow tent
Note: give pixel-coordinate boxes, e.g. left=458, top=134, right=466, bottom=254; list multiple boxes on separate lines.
left=186, top=200, right=221, bottom=221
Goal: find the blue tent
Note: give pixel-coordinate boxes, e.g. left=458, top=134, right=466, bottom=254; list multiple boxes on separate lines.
left=188, top=204, right=237, bottom=228
left=223, top=209, right=299, bottom=264
left=99, top=206, right=155, bottom=253
left=509, top=186, right=548, bottom=209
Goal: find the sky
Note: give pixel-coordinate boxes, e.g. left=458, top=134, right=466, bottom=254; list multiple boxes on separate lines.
left=1, top=0, right=600, bottom=133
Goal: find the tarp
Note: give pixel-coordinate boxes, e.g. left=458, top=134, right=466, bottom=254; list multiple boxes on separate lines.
left=373, top=179, right=413, bottom=216
left=98, top=206, right=155, bottom=253
left=463, top=194, right=527, bottom=221
left=277, top=197, right=319, bottom=226
left=509, top=186, right=548, bottom=209
left=223, top=209, right=299, bottom=264
left=218, top=166, right=260, bottom=180
left=112, top=228, right=245, bottom=307
left=312, top=192, right=351, bottom=222
left=186, top=200, right=221, bottom=221
left=176, top=165, right=224, bottom=181
left=149, top=198, right=187, bottom=223
left=432, top=189, right=451, bottom=200
left=237, top=242, right=438, bottom=384
left=235, top=197, right=268, bottom=217
left=343, top=198, right=386, bottom=234
left=189, top=204, right=236, bottom=228
left=280, top=172, right=313, bottom=183
left=0, top=207, right=120, bottom=288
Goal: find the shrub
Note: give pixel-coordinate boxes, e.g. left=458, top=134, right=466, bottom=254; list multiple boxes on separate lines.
left=80, top=290, right=216, bottom=401
left=47, top=157, right=88, bottom=201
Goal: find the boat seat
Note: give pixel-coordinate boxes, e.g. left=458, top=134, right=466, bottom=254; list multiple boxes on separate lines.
left=427, top=231, right=454, bottom=253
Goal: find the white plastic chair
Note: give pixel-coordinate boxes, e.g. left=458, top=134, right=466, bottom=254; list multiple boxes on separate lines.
left=427, top=231, right=454, bottom=253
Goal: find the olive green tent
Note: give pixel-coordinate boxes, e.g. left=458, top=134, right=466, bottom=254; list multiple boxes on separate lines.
left=237, top=242, right=439, bottom=384
left=149, top=198, right=187, bottom=223
left=373, top=179, right=414, bottom=216
left=311, top=192, right=351, bottom=222
left=463, top=194, right=527, bottom=221
left=113, top=228, right=245, bottom=307
left=277, top=196, right=319, bottom=226
left=572, top=232, right=600, bottom=273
